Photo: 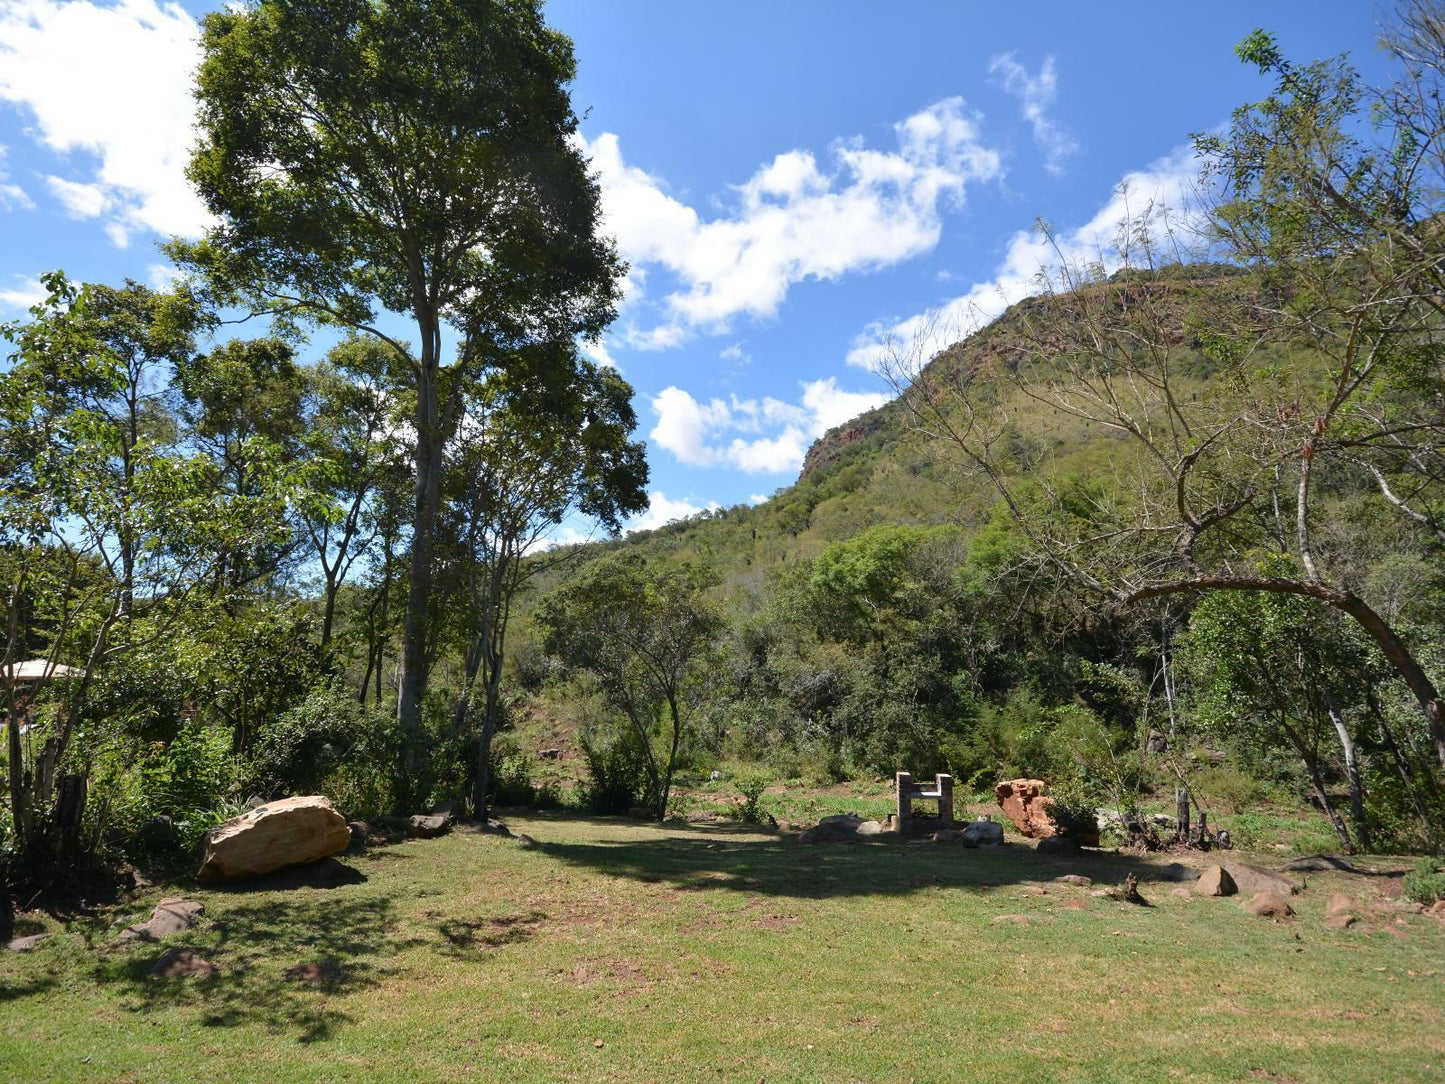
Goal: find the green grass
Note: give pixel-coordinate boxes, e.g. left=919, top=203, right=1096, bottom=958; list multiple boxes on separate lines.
left=2, top=815, right=1443, bottom=1082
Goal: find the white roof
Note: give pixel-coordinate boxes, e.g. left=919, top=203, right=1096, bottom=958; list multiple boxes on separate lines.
left=1, top=659, right=82, bottom=682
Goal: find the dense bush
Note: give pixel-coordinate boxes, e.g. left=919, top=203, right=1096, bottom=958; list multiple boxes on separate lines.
left=579, top=728, right=655, bottom=815
left=1403, top=858, right=1445, bottom=906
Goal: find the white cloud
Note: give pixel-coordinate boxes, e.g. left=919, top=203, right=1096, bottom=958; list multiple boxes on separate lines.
left=748, top=493, right=769, bottom=506
left=650, top=376, right=889, bottom=476
left=0, top=273, right=47, bottom=311
left=46, top=175, right=109, bottom=218
left=627, top=490, right=720, bottom=533
left=581, top=96, right=1002, bottom=347
left=989, top=52, right=1080, bottom=176
left=846, top=146, right=1203, bottom=374
left=0, top=0, right=210, bottom=246
left=146, top=262, right=182, bottom=291
left=0, top=144, right=32, bottom=210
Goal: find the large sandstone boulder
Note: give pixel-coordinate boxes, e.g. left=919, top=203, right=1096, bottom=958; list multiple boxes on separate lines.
left=995, top=779, right=1100, bottom=846
left=196, top=796, right=351, bottom=883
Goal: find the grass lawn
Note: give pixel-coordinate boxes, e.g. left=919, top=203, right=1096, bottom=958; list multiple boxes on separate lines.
left=2, top=814, right=1443, bottom=1083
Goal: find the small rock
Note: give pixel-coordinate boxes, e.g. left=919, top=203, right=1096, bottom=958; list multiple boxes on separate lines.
left=408, top=812, right=452, bottom=839
left=118, top=898, right=205, bottom=942
left=1385, top=899, right=1424, bottom=915
left=961, top=819, right=1004, bottom=846
left=1170, top=886, right=1194, bottom=901
left=6, top=933, right=49, bottom=953
left=1246, top=891, right=1295, bottom=919
left=284, top=962, right=334, bottom=984
left=539, top=748, right=563, bottom=761
left=1035, top=835, right=1080, bottom=856
left=1326, top=892, right=1360, bottom=917
left=148, top=947, right=219, bottom=978
left=1054, top=874, right=1092, bottom=887
left=593, top=1039, right=605, bottom=1049
left=1194, top=865, right=1238, bottom=897
left=992, top=914, right=1030, bottom=925
left=853, top=820, right=884, bottom=837
left=1427, top=900, right=1445, bottom=917
left=1019, top=884, right=1048, bottom=897
left=346, top=821, right=371, bottom=850
left=1323, top=913, right=1357, bottom=931
left=515, top=834, right=538, bottom=849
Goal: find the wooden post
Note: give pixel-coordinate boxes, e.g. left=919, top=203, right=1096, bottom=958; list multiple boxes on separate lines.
left=1175, top=786, right=1190, bottom=844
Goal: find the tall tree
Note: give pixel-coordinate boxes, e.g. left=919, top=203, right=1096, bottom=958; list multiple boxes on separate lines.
left=177, top=0, right=622, bottom=794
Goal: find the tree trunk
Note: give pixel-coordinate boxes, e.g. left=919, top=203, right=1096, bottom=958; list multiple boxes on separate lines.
left=397, top=363, right=444, bottom=802
left=1325, top=694, right=1372, bottom=853
left=1303, top=758, right=1353, bottom=854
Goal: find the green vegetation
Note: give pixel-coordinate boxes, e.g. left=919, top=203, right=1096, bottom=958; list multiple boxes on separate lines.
left=3, top=821, right=1443, bottom=1083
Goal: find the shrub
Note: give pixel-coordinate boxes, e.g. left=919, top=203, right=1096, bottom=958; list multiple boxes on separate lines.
left=489, top=738, right=536, bottom=807
left=580, top=728, right=655, bottom=815
left=1402, top=858, right=1445, bottom=906
left=732, top=772, right=769, bottom=824
left=249, top=680, right=397, bottom=816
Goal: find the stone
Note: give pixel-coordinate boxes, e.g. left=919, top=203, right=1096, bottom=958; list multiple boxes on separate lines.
left=515, top=834, right=538, bottom=849
left=539, top=748, right=563, bottom=760
left=1326, top=892, right=1360, bottom=917
left=118, top=898, right=205, bottom=942
left=1323, top=913, right=1357, bottom=931
left=6, top=933, right=48, bottom=953
left=1154, top=862, right=1200, bottom=883
left=1246, top=891, right=1295, bottom=918
left=1055, top=874, right=1092, bottom=887
left=195, top=795, right=351, bottom=883
left=148, top=947, right=219, bottom=978
left=1223, top=863, right=1300, bottom=897
left=1286, top=853, right=1363, bottom=873
left=1095, top=808, right=1125, bottom=834
left=992, top=914, right=1031, bottom=925
left=346, top=821, right=371, bottom=850
left=1194, top=865, right=1238, bottom=897
left=962, top=819, right=1004, bottom=846
left=1036, top=835, right=1080, bottom=856
left=1385, top=898, right=1424, bottom=914
left=1148, top=813, right=1177, bottom=830
left=1170, top=886, right=1194, bottom=901
left=995, top=778, right=1099, bottom=846
left=798, top=813, right=880, bottom=844
left=408, top=813, right=452, bottom=839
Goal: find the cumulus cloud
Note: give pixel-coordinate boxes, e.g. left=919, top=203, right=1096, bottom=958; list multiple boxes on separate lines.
left=0, top=273, right=47, bottom=311
left=846, top=146, right=1204, bottom=374
left=581, top=97, right=1002, bottom=347
left=988, top=52, right=1080, bottom=176
left=627, top=490, right=721, bottom=533
left=0, top=0, right=210, bottom=246
left=0, top=145, right=32, bottom=210
left=650, top=376, right=889, bottom=475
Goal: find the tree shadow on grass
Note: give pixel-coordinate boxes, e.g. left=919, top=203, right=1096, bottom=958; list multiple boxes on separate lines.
left=94, top=892, right=412, bottom=1043
left=535, top=831, right=1191, bottom=901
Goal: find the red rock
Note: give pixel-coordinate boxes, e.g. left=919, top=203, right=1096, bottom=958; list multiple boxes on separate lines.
left=1246, top=891, right=1295, bottom=918
left=196, top=796, right=351, bottom=883
left=994, top=779, right=1100, bottom=846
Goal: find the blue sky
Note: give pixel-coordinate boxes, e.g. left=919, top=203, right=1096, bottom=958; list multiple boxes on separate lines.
left=0, top=1, right=1399, bottom=535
